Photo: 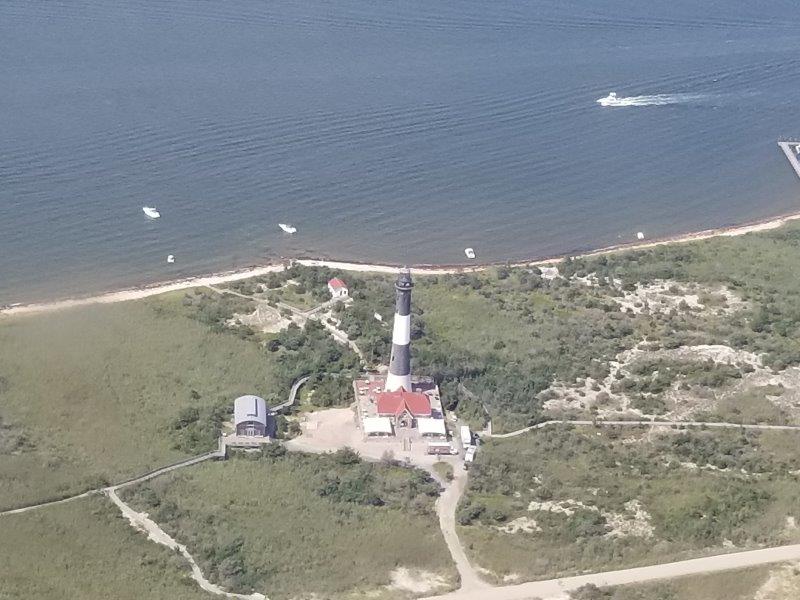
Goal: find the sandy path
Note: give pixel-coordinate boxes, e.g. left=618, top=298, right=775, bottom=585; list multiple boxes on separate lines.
left=436, top=468, right=491, bottom=591
left=106, top=488, right=265, bottom=600
left=423, top=544, right=800, bottom=600
left=5, top=211, right=800, bottom=317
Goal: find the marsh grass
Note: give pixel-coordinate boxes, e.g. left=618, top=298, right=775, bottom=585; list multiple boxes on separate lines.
left=0, top=298, right=275, bottom=510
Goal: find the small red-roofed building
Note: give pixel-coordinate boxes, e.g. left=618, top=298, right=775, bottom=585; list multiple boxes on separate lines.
left=327, top=277, right=348, bottom=299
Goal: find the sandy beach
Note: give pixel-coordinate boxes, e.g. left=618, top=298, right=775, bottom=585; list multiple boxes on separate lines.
left=4, top=210, right=800, bottom=318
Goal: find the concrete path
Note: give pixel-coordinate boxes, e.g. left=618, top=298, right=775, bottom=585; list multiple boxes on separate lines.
left=423, top=544, right=800, bottom=600
left=489, top=419, right=800, bottom=439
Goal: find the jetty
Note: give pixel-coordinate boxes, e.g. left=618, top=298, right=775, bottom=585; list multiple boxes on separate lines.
left=778, top=141, right=800, bottom=179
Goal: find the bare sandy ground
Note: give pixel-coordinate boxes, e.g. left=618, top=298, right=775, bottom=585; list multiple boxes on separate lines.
left=4, top=210, right=800, bottom=317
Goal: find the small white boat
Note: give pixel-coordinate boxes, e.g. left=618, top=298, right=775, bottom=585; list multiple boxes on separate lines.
left=167, top=254, right=175, bottom=263
left=464, top=247, right=476, bottom=259
left=143, top=206, right=160, bottom=219
left=597, top=92, right=619, bottom=107
left=636, top=231, right=645, bottom=240
left=279, top=223, right=297, bottom=234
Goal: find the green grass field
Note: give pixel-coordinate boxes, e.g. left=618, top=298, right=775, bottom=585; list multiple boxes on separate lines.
left=0, top=296, right=276, bottom=510
left=121, top=449, right=457, bottom=599
left=0, top=496, right=211, bottom=600
left=460, top=426, right=800, bottom=583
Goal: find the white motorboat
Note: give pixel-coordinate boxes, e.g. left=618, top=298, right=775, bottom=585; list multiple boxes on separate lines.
left=167, top=254, right=175, bottom=263
left=279, top=223, right=297, bottom=234
left=142, top=206, right=160, bottom=219
left=464, top=247, right=476, bottom=259
left=597, top=92, right=619, bottom=106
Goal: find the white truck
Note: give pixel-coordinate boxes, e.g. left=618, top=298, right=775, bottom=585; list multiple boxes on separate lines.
left=464, top=445, right=477, bottom=467
left=460, top=425, right=472, bottom=448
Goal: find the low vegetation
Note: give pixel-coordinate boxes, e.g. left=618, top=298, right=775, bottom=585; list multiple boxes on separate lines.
left=459, top=425, right=800, bottom=582
left=0, top=298, right=275, bottom=510
left=573, top=563, right=795, bottom=600
left=0, top=497, right=210, bottom=600
left=121, top=448, right=455, bottom=599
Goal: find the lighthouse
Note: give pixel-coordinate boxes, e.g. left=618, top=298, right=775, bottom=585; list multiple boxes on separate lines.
left=385, top=268, right=413, bottom=392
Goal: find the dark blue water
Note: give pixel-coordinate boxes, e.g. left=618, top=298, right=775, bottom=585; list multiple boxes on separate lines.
left=2, top=1, right=800, bottom=303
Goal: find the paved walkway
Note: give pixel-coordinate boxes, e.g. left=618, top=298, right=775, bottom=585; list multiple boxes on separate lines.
left=490, top=419, right=800, bottom=439
left=423, top=544, right=800, bottom=600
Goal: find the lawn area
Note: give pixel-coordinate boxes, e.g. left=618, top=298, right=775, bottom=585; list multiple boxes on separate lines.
left=0, top=496, right=211, bottom=600
left=121, top=448, right=457, bottom=599
left=265, top=284, right=320, bottom=311
left=459, top=425, right=800, bottom=583
left=0, top=295, right=276, bottom=510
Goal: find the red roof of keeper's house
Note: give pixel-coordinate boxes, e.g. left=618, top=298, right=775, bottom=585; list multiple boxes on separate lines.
left=328, top=277, right=347, bottom=289
left=376, top=390, right=432, bottom=417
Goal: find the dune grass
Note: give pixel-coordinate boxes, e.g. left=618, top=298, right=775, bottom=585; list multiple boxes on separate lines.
left=0, top=496, right=211, bottom=600
left=122, top=450, right=457, bottom=599
left=460, top=426, right=800, bottom=583
left=0, top=296, right=276, bottom=510
left=600, top=565, right=780, bottom=599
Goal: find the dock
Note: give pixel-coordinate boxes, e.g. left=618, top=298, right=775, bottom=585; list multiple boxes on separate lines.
left=778, top=141, right=800, bottom=179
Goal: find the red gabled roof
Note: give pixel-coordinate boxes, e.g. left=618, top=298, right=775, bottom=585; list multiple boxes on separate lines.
left=328, top=277, right=347, bottom=289
left=376, top=390, right=431, bottom=418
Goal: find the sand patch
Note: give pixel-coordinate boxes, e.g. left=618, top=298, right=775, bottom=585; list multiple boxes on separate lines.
left=611, top=280, right=746, bottom=316
left=495, top=516, right=541, bottom=534
left=230, top=304, right=291, bottom=334
left=388, top=567, right=449, bottom=595
left=527, top=498, right=654, bottom=539
left=754, top=562, right=800, bottom=600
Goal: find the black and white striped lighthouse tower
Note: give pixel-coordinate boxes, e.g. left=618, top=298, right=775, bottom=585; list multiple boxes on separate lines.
left=385, top=268, right=413, bottom=392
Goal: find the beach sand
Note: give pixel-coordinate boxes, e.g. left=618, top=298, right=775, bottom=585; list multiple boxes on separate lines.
left=4, top=211, right=800, bottom=318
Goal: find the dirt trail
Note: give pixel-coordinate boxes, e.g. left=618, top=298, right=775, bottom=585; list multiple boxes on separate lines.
left=107, top=488, right=265, bottom=600
left=437, top=468, right=491, bottom=591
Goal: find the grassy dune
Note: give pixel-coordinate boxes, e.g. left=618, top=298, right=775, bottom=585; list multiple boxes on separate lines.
left=122, top=451, right=457, bottom=599
left=460, top=426, right=800, bottom=583
left=0, top=496, right=211, bottom=600
left=602, top=564, right=788, bottom=599
left=0, top=296, right=274, bottom=510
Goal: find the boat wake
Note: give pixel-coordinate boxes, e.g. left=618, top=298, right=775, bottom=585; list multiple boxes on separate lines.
left=597, top=91, right=705, bottom=107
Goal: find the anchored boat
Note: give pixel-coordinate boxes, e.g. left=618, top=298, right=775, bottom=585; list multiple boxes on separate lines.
left=142, top=206, right=160, bottom=219
left=279, top=223, right=297, bottom=234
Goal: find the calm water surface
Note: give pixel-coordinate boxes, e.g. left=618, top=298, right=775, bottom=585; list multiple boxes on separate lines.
left=2, top=0, right=800, bottom=302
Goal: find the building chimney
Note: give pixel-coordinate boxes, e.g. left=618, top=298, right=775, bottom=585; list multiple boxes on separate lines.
left=385, top=268, right=413, bottom=392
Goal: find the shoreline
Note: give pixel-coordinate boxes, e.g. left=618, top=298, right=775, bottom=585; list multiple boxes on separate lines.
left=4, top=210, right=800, bottom=317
